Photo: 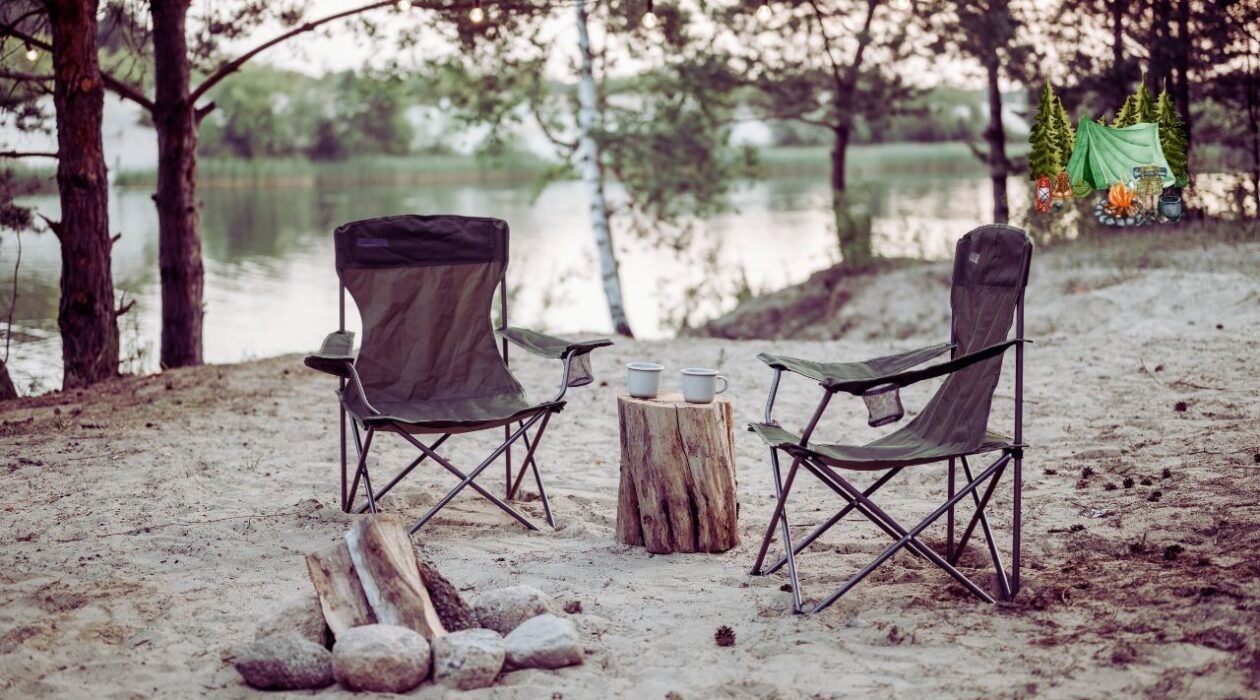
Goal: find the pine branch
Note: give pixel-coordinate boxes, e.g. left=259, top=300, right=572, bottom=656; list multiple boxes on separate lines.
left=0, top=22, right=155, bottom=111
left=0, top=151, right=56, bottom=159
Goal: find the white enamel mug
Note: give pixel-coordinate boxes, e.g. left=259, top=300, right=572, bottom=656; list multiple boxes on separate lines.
left=681, top=368, right=729, bottom=404
left=627, top=362, right=665, bottom=399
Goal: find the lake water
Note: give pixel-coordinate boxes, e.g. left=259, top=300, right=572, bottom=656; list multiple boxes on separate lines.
left=1, top=170, right=1245, bottom=394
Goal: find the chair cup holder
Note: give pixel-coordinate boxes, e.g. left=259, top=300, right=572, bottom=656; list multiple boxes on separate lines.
left=862, top=383, right=905, bottom=427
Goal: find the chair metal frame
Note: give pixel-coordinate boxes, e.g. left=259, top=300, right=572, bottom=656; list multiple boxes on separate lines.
left=332, top=278, right=581, bottom=535
left=750, top=292, right=1026, bottom=614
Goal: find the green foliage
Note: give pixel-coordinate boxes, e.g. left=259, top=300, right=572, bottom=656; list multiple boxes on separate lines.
left=1029, top=82, right=1062, bottom=178
left=1055, top=96, right=1075, bottom=164
left=1133, top=81, right=1157, bottom=124
left=1112, top=96, right=1137, bottom=127
left=1157, top=88, right=1189, bottom=186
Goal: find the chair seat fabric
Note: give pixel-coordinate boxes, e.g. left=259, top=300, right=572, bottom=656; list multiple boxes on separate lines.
left=343, top=389, right=562, bottom=434
left=749, top=421, right=1012, bottom=471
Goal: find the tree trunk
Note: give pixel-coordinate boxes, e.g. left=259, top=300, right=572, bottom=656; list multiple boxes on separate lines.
left=1110, top=0, right=1126, bottom=110
left=985, top=57, right=1010, bottom=224
left=574, top=0, right=633, bottom=338
left=1248, top=62, right=1260, bottom=216
left=1173, top=0, right=1192, bottom=146
left=0, top=358, right=16, bottom=400
left=47, top=0, right=120, bottom=390
left=616, top=393, right=739, bottom=554
left=150, top=0, right=205, bottom=369
left=831, top=124, right=871, bottom=266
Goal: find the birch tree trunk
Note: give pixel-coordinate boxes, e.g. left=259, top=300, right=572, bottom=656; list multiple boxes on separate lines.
left=574, top=0, right=633, bottom=337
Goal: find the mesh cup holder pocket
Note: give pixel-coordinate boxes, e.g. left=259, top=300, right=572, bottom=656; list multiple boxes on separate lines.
left=566, top=352, right=595, bottom=388
left=862, top=383, right=904, bottom=427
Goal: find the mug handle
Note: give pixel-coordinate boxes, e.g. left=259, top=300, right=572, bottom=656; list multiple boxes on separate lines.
left=714, top=375, right=729, bottom=395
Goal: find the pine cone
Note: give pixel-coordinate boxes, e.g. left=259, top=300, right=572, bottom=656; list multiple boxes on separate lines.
left=714, top=625, right=736, bottom=647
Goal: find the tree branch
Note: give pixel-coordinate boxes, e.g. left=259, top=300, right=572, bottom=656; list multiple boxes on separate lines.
left=0, top=151, right=57, bottom=159
left=190, top=0, right=421, bottom=102
left=0, top=69, right=52, bottom=82
left=0, top=22, right=155, bottom=111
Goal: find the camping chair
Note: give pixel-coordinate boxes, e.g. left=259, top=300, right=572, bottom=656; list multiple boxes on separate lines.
left=304, top=215, right=612, bottom=534
left=748, top=224, right=1032, bottom=613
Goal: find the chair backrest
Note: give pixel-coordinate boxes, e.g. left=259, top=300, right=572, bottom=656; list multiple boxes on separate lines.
left=909, top=224, right=1032, bottom=447
left=334, top=215, right=523, bottom=403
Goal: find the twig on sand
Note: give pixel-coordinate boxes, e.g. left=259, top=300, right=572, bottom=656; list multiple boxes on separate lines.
left=90, top=510, right=306, bottom=539
left=1138, top=358, right=1225, bottom=391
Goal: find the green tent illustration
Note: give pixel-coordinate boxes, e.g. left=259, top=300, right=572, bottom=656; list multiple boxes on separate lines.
left=1066, top=118, right=1176, bottom=192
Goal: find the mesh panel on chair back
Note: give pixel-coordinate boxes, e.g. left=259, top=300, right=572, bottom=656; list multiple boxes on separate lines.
left=908, top=224, right=1032, bottom=449
left=334, top=215, right=523, bottom=404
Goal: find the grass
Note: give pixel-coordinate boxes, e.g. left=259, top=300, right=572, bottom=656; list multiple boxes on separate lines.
left=758, top=141, right=1032, bottom=178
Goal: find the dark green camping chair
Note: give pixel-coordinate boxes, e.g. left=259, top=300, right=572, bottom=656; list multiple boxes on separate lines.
left=305, top=215, right=612, bottom=533
left=749, top=224, right=1032, bottom=613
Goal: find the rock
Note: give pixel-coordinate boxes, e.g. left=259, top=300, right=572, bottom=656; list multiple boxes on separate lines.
left=332, top=624, right=431, bottom=693
left=233, top=634, right=334, bottom=690
left=254, top=593, right=332, bottom=648
left=471, top=585, right=553, bottom=635
left=503, top=614, right=583, bottom=670
left=432, top=628, right=506, bottom=690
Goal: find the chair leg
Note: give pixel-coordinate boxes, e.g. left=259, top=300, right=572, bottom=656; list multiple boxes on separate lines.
left=764, top=466, right=902, bottom=575
left=751, top=454, right=802, bottom=579
left=797, top=463, right=920, bottom=558
left=339, top=401, right=348, bottom=512
left=811, top=455, right=1010, bottom=613
left=507, top=414, right=555, bottom=527
left=1012, top=454, right=1022, bottom=595
left=756, top=448, right=804, bottom=613
left=401, top=413, right=548, bottom=533
left=346, top=426, right=375, bottom=515
left=951, top=456, right=1010, bottom=566
left=947, top=458, right=956, bottom=561
left=354, top=434, right=452, bottom=515
left=959, top=456, right=1011, bottom=600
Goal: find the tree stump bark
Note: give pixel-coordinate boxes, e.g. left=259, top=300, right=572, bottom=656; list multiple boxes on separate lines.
left=616, top=393, right=739, bottom=554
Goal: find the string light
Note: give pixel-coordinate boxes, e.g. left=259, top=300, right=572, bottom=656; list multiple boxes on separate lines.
left=755, top=3, right=772, bottom=21
left=25, top=45, right=38, bottom=62
left=641, top=0, right=657, bottom=28
left=469, top=0, right=484, bottom=23
left=396, top=0, right=410, bottom=9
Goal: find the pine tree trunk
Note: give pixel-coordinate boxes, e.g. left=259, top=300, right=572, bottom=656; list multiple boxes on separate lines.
left=1110, top=0, right=1126, bottom=110
left=1173, top=0, right=1192, bottom=146
left=48, top=0, right=120, bottom=390
left=986, top=58, right=1009, bottom=224
left=575, top=0, right=633, bottom=338
left=150, top=0, right=205, bottom=369
left=0, top=358, right=16, bottom=400
left=831, top=124, right=871, bottom=266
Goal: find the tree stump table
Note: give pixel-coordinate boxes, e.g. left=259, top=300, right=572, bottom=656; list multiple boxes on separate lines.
left=615, top=393, right=739, bottom=554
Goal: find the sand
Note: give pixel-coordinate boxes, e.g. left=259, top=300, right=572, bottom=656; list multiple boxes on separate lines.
left=1, top=235, right=1258, bottom=698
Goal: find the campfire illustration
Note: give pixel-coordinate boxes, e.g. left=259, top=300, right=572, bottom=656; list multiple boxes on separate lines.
left=1105, top=181, right=1140, bottom=219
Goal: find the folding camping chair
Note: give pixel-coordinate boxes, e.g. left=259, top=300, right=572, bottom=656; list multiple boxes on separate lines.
left=748, top=224, right=1032, bottom=613
left=304, top=215, right=612, bottom=534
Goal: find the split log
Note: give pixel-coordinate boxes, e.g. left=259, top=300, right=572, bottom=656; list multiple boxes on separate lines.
left=616, top=393, right=740, bottom=554
left=344, top=515, right=447, bottom=639
left=306, top=540, right=375, bottom=638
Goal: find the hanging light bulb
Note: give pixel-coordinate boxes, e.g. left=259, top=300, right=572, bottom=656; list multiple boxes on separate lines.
left=642, top=0, right=657, bottom=29
left=755, top=3, right=772, bottom=21
left=469, top=0, right=484, bottom=23
left=24, top=45, right=39, bottom=62
left=396, top=0, right=410, bottom=9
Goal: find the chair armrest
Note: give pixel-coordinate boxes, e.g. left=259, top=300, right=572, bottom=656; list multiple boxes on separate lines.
left=758, top=342, right=955, bottom=385
left=304, top=331, right=356, bottom=378
left=498, top=326, right=613, bottom=359
left=822, top=339, right=1032, bottom=394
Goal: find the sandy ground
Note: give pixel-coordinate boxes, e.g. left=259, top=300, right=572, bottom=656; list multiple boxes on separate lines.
left=2, top=234, right=1259, bottom=699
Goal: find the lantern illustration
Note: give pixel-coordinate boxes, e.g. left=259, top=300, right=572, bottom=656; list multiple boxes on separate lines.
left=1035, top=175, right=1052, bottom=213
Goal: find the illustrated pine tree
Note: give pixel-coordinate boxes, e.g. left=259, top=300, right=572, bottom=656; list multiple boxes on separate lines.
left=1054, top=96, right=1075, bottom=166
left=1112, top=95, right=1137, bottom=127
left=1157, top=88, right=1189, bottom=186
left=1029, top=82, right=1062, bottom=179
left=1134, top=81, right=1158, bottom=124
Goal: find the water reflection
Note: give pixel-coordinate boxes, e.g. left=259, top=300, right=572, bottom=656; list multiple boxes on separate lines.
left=0, top=172, right=1246, bottom=393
